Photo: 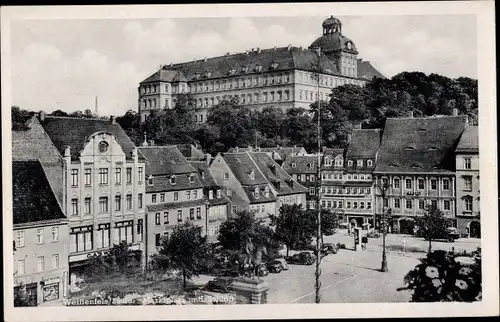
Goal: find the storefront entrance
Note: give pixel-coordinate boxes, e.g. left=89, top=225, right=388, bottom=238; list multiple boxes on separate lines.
left=399, top=218, right=415, bottom=235
left=469, top=221, right=481, bottom=238
left=26, top=282, right=38, bottom=306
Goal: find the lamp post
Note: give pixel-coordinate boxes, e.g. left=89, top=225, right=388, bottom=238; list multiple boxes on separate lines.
left=375, top=179, right=391, bottom=272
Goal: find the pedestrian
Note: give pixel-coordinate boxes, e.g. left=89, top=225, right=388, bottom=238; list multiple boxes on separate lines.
left=361, top=236, right=368, bottom=250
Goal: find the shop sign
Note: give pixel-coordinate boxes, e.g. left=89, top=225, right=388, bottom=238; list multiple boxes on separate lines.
left=42, top=276, right=61, bottom=284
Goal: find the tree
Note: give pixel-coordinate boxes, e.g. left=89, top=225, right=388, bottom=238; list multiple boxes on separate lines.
left=11, top=106, right=35, bottom=130
left=319, top=209, right=339, bottom=244
left=270, top=204, right=307, bottom=257
left=416, top=205, right=450, bottom=253
left=14, top=283, right=31, bottom=307
left=218, top=210, right=280, bottom=266
left=151, top=222, right=211, bottom=289
left=49, top=109, right=69, bottom=117
left=84, top=109, right=94, bottom=118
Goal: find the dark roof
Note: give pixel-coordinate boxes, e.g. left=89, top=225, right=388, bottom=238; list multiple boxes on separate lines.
left=260, top=146, right=307, bottom=157
left=145, top=173, right=204, bottom=193
left=375, top=116, right=467, bottom=173
left=282, top=156, right=318, bottom=174
left=141, top=69, right=187, bottom=84
left=189, top=161, right=219, bottom=188
left=248, top=152, right=308, bottom=196
left=346, top=129, right=382, bottom=159
left=138, top=146, right=196, bottom=176
left=357, top=59, right=386, bottom=80
left=243, top=185, right=277, bottom=204
left=141, top=46, right=344, bottom=84
left=177, top=144, right=205, bottom=160
left=223, top=152, right=268, bottom=186
left=323, top=148, right=345, bottom=158
left=455, top=126, right=478, bottom=153
left=227, top=147, right=253, bottom=153
left=40, top=116, right=138, bottom=161
left=12, top=160, right=66, bottom=225
left=322, top=15, right=342, bottom=27
left=309, top=33, right=358, bottom=55
left=146, top=199, right=206, bottom=213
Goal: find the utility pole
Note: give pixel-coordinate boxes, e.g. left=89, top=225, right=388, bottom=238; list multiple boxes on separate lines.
left=314, top=48, right=323, bottom=304
left=376, top=179, right=391, bottom=272
left=95, top=96, right=99, bottom=116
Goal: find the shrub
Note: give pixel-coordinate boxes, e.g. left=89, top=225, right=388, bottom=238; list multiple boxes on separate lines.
left=398, top=250, right=481, bottom=302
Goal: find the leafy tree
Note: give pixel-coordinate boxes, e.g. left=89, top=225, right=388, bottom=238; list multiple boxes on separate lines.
left=11, top=106, right=35, bottom=130
left=319, top=209, right=339, bottom=244
left=49, top=109, right=69, bottom=117
left=69, top=110, right=84, bottom=118
left=151, top=222, right=211, bottom=288
left=14, top=283, right=31, bottom=307
left=398, top=250, right=481, bottom=302
left=270, top=204, right=307, bottom=257
left=416, top=205, right=451, bottom=253
left=84, top=109, right=94, bottom=118
left=255, top=106, right=286, bottom=140
left=218, top=210, right=280, bottom=265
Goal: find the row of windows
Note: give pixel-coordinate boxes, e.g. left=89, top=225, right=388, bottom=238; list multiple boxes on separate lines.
left=150, top=190, right=201, bottom=204
left=381, top=177, right=452, bottom=191
left=15, top=227, right=59, bottom=248
left=71, top=194, right=143, bottom=215
left=71, top=167, right=143, bottom=187
left=191, top=72, right=292, bottom=93
left=297, top=71, right=359, bottom=87
left=342, top=55, right=357, bottom=66
left=321, top=200, right=372, bottom=210
left=347, top=159, right=374, bottom=167
left=148, top=173, right=197, bottom=187
left=322, top=173, right=373, bottom=181
left=298, top=90, right=331, bottom=102
left=16, top=254, right=60, bottom=275
left=69, top=221, right=141, bottom=253
left=323, top=157, right=344, bottom=167
left=342, top=66, right=357, bottom=77
left=140, top=83, right=186, bottom=95
left=195, top=89, right=291, bottom=108
left=320, top=186, right=372, bottom=195
left=384, top=198, right=452, bottom=211
left=154, top=208, right=202, bottom=226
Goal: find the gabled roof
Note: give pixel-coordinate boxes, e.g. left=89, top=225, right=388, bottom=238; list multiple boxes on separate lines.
left=13, top=160, right=66, bottom=225
left=189, top=161, right=219, bottom=188
left=244, top=185, right=277, bottom=204
left=145, top=173, right=204, bottom=193
left=455, top=126, right=478, bottom=153
left=282, top=155, right=318, bottom=174
left=260, top=146, right=307, bottom=157
left=375, top=116, right=467, bottom=173
left=141, top=46, right=344, bottom=84
left=223, top=152, right=268, bottom=186
left=141, top=69, right=187, bottom=84
left=227, top=147, right=254, bottom=153
left=357, top=59, right=386, bottom=80
left=248, top=152, right=308, bottom=196
left=138, top=146, right=196, bottom=176
left=346, top=129, right=382, bottom=159
left=40, top=116, right=138, bottom=161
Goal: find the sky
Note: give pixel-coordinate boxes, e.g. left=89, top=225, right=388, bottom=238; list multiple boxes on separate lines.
left=9, top=14, right=477, bottom=117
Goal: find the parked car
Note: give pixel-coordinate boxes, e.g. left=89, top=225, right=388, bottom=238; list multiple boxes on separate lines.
left=422, top=227, right=460, bottom=242
left=206, top=277, right=233, bottom=293
left=367, top=230, right=380, bottom=238
left=266, top=261, right=283, bottom=273
left=321, top=243, right=338, bottom=255
left=286, top=252, right=315, bottom=265
left=257, top=263, right=269, bottom=277
left=272, top=258, right=289, bottom=270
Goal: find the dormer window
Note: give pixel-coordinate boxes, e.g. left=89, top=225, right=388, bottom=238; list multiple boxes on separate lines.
left=291, top=162, right=297, bottom=168
left=209, top=190, right=213, bottom=200
left=189, top=173, right=195, bottom=183
left=242, top=66, right=249, bottom=73
left=264, top=186, right=270, bottom=197
left=205, top=71, right=212, bottom=78
left=200, top=170, right=205, bottom=179
left=253, top=187, right=259, bottom=198
left=411, top=164, right=422, bottom=169
left=216, top=189, right=222, bottom=198
left=147, top=175, right=154, bottom=186
left=428, top=147, right=438, bottom=151
left=255, top=64, right=262, bottom=72
left=170, top=175, right=176, bottom=185
left=404, top=146, right=416, bottom=151
left=357, top=160, right=363, bottom=167
left=270, top=62, right=279, bottom=69
left=348, top=160, right=353, bottom=166
left=367, top=160, right=373, bottom=167
left=418, top=128, right=427, bottom=133
left=249, top=170, right=255, bottom=180
left=194, top=72, right=201, bottom=79
left=229, top=68, right=236, bottom=75
left=389, top=164, right=399, bottom=168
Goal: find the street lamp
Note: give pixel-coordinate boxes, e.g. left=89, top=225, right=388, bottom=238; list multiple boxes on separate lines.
left=375, top=179, right=391, bottom=272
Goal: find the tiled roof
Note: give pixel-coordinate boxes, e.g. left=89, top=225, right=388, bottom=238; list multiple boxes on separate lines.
left=146, top=199, right=206, bottom=212
left=455, top=126, right=478, bottom=153
left=141, top=46, right=344, bottom=84
left=323, top=148, right=345, bottom=158
left=346, top=129, right=382, bottom=159
left=138, top=146, right=196, bottom=176
left=12, top=160, right=66, bottom=225
left=260, top=146, right=307, bottom=157
left=357, top=59, right=386, bottom=80
left=375, top=116, right=467, bottom=173
left=145, top=173, right=203, bottom=193
left=141, top=69, right=187, bottom=84
left=309, top=33, right=358, bottom=54
left=282, top=156, right=318, bottom=174
left=208, top=196, right=230, bottom=206
left=189, top=161, right=219, bottom=188
left=244, top=185, right=277, bottom=204
left=248, top=152, right=308, bottom=196
left=40, top=116, right=138, bottom=161
left=223, top=152, right=268, bottom=186
left=227, top=147, right=253, bottom=153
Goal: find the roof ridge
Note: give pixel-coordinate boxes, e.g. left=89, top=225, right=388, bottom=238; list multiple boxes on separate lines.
left=45, top=115, right=108, bottom=121
left=387, top=115, right=467, bottom=120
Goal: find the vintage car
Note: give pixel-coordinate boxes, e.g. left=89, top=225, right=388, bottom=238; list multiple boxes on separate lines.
left=266, top=261, right=283, bottom=273
left=286, top=252, right=315, bottom=265
left=206, top=277, right=233, bottom=293
left=320, top=243, right=338, bottom=255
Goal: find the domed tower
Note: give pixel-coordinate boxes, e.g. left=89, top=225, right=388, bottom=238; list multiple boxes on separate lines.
left=310, top=15, right=359, bottom=78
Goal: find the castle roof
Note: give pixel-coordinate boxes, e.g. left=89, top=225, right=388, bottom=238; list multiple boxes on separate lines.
left=346, top=129, right=382, bottom=159
left=455, top=126, right=478, bottom=153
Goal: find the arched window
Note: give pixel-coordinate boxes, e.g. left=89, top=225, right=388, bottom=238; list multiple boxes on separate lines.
left=170, top=175, right=176, bottom=185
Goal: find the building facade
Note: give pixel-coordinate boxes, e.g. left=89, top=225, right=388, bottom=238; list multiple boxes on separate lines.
left=38, top=115, right=146, bottom=290
left=282, top=155, right=319, bottom=209
left=137, top=15, right=384, bottom=123
left=373, top=114, right=468, bottom=234
left=138, top=145, right=206, bottom=263
left=454, top=126, right=480, bottom=237
left=13, top=161, right=70, bottom=306
left=320, top=148, right=348, bottom=224
left=210, top=152, right=277, bottom=222
left=189, top=159, right=230, bottom=242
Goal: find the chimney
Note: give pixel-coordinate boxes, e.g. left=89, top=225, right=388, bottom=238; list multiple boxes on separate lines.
left=409, top=111, right=414, bottom=118
left=110, top=115, right=116, bottom=124
left=358, top=122, right=362, bottom=129
left=287, top=44, right=292, bottom=51
left=203, top=57, right=207, bottom=62
left=322, top=146, right=327, bottom=153
left=149, top=140, right=155, bottom=146
left=205, top=153, right=212, bottom=165
left=270, top=164, right=276, bottom=175
left=453, top=108, right=459, bottom=116
left=273, top=180, right=281, bottom=190
left=64, top=146, right=71, bottom=157
left=39, top=110, right=46, bottom=122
